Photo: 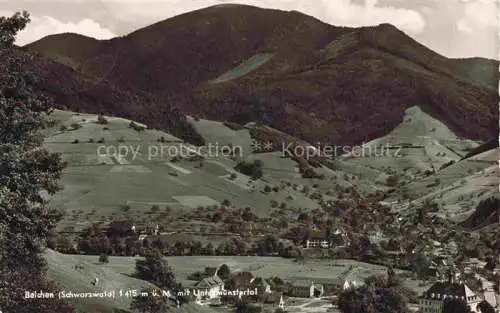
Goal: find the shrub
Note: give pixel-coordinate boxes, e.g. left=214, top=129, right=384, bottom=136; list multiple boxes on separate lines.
left=99, top=254, right=109, bottom=264
left=386, top=175, right=397, bottom=187
left=478, top=301, right=495, bottom=313
left=297, top=212, right=310, bottom=222
left=229, top=173, right=237, bottom=180
left=443, top=298, right=472, bottom=313
left=223, top=121, right=244, bottom=131
left=251, top=168, right=263, bottom=180
left=130, top=288, right=170, bottom=313
left=59, top=125, right=67, bottom=131
left=117, top=136, right=125, bottom=143
left=302, top=167, right=320, bottom=179
left=97, top=115, right=108, bottom=124
left=218, top=264, right=231, bottom=280
left=70, top=122, right=81, bottom=130
left=235, top=160, right=264, bottom=180
left=253, top=159, right=264, bottom=168
left=135, top=251, right=178, bottom=290
left=439, top=160, right=455, bottom=170
left=97, top=137, right=105, bottom=143
left=424, top=169, right=434, bottom=176
left=88, top=138, right=94, bottom=143
left=150, top=205, right=160, bottom=213
left=338, top=275, right=409, bottom=313
left=71, top=139, right=79, bottom=144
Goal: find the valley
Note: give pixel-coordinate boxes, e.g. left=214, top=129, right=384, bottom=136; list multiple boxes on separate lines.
left=1, top=4, right=498, bottom=313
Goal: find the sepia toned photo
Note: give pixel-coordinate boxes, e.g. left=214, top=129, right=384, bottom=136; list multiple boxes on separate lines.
left=0, top=0, right=498, bottom=313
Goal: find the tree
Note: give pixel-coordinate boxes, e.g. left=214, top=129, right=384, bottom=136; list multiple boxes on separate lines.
left=56, top=235, right=75, bottom=253
left=218, top=264, right=231, bottom=280
left=99, top=253, right=109, bottom=264
left=410, top=251, right=431, bottom=279
left=203, top=242, right=215, bottom=255
left=386, top=175, right=397, bottom=187
left=297, top=213, right=310, bottom=223
left=258, top=235, right=279, bottom=255
left=235, top=160, right=264, bottom=180
left=337, top=275, right=409, bottom=313
left=0, top=11, right=75, bottom=313
left=231, top=92, right=270, bottom=125
left=387, top=265, right=399, bottom=287
left=130, top=288, right=170, bottom=313
left=135, top=251, right=178, bottom=290
left=241, top=207, right=256, bottom=222
left=443, top=298, right=472, bottom=313
left=235, top=298, right=261, bottom=313
left=96, top=115, right=108, bottom=124
left=485, top=255, right=499, bottom=271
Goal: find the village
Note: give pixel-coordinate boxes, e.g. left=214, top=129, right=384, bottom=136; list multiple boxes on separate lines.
left=102, top=219, right=499, bottom=313
left=63, top=202, right=499, bottom=313
left=156, top=255, right=500, bottom=313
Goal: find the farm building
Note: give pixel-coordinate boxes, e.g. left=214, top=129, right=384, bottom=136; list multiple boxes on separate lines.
left=288, top=280, right=324, bottom=298
left=304, top=228, right=350, bottom=249
left=192, top=276, right=225, bottom=301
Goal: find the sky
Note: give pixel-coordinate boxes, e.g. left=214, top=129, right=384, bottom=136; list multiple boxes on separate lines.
left=0, top=0, right=498, bottom=59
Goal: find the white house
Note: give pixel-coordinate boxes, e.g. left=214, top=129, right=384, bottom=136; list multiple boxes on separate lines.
left=309, top=282, right=324, bottom=298
left=342, top=280, right=359, bottom=290
left=304, top=228, right=350, bottom=249
left=193, top=276, right=224, bottom=301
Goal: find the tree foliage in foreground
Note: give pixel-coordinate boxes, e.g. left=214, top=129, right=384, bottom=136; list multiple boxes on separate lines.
left=477, top=300, right=495, bottom=313
left=132, top=251, right=190, bottom=312
left=0, top=11, right=74, bottom=313
left=443, top=298, right=472, bottom=313
left=134, top=251, right=179, bottom=291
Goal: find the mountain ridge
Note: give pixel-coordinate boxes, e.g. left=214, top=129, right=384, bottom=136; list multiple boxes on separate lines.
left=23, top=4, right=499, bottom=148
